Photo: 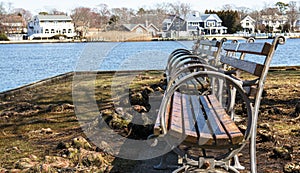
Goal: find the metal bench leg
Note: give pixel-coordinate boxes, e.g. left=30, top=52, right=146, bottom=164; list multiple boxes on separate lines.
left=233, top=155, right=245, bottom=170
left=154, top=154, right=168, bottom=170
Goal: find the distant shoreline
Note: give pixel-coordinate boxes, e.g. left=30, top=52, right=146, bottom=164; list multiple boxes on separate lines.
left=2, top=34, right=300, bottom=44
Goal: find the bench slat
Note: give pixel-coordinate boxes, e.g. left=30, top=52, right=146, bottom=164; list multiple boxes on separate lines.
left=190, top=95, right=214, bottom=145
left=207, top=95, right=244, bottom=144
left=223, top=42, right=272, bottom=56
left=169, top=92, right=184, bottom=138
left=220, top=55, right=264, bottom=76
left=182, top=94, right=198, bottom=143
left=199, top=96, right=230, bottom=145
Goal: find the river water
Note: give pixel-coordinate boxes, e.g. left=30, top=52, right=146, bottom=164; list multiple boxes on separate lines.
left=0, top=39, right=299, bottom=92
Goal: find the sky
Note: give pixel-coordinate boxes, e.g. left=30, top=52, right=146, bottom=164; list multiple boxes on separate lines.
left=3, top=0, right=294, bottom=15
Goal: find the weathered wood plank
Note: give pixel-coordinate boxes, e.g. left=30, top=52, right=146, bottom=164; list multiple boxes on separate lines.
left=207, top=95, right=244, bottom=144
left=190, top=95, right=214, bottom=145
left=182, top=94, right=198, bottom=143
left=169, top=92, right=184, bottom=139
left=220, top=55, right=264, bottom=76
left=223, top=42, right=272, bottom=56
left=237, top=42, right=272, bottom=56
left=200, top=96, right=230, bottom=145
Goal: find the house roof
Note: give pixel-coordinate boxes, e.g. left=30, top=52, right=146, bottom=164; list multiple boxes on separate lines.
left=35, top=15, right=72, bottom=21
left=123, top=23, right=159, bottom=31
left=201, top=14, right=222, bottom=22
left=241, top=15, right=256, bottom=23
left=184, top=14, right=222, bottom=22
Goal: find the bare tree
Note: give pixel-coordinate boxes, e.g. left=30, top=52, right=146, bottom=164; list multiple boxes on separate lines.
left=168, top=1, right=191, bottom=17
left=222, top=4, right=235, bottom=11
left=111, top=7, right=134, bottom=25
left=94, top=3, right=110, bottom=30
left=13, top=8, right=32, bottom=21
left=48, top=8, right=66, bottom=15
left=71, top=7, right=92, bottom=37
left=287, top=1, right=299, bottom=31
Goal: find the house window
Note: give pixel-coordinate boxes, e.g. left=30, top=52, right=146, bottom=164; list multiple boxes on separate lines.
left=246, top=23, right=250, bottom=26
left=45, top=29, right=49, bottom=33
left=68, top=29, right=72, bottom=33
left=62, top=29, right=66, bottom=34
left=51, top=29, right=55, bottom=33
left=207, top=21, right=215, bottom=27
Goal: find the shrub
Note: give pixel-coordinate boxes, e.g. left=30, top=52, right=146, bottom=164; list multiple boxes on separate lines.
left=0, top=33, right=9, bottom=41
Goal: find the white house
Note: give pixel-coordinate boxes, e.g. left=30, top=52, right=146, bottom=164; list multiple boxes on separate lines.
left=259, top=13, right=288, bottom=32
left=27, top=15, right=76, bottom=40
left=162, top=12, right=227, bottom=38
left=240, top=15, right=256, bottom=34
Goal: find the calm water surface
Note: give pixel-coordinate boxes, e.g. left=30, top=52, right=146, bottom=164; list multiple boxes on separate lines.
left=0, top=39, right=299, bottom=92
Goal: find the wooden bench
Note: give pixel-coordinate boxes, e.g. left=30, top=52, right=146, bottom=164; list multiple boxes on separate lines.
left=151, top=36, right=285, bottom=172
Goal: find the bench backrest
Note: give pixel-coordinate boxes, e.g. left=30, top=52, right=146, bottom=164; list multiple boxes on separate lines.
left=192, top=38, right=226, bottom=66
left=221, top=36, right=285, bottom=96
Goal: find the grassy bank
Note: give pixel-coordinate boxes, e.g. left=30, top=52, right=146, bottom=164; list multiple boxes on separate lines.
left=0, top=70, right=299, bottom=172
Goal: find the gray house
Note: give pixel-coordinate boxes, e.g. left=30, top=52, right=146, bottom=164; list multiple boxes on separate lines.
left=162, top=12, right=227, bottom=38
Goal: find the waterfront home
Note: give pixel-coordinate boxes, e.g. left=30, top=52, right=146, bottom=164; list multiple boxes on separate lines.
left=294, top=16, right=300, bottom=32
left=240, top=15, right=256, bottom=34
left=162, top=12, right=227, bottom=38
left=121, top=22, right=159, bottom=36
left=0, top=14, right=27, bottom=40
left=27, top=15, right=76, bottom=40
left=259, top=13, right=288, bottom=32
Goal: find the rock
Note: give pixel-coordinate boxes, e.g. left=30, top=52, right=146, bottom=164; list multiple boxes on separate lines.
left=284, top=162, right=300, bottom=173
left=72, top=136, right=93, bottom=150
left=14, top=158, right=37, bottom=169
left=56, top=141, right=68, bottom=150
left=132, top=105, right=147, bottom=113
left=45, top=156, right=71, bottom=168
left=272, top=146, right=292, bottom=160
left=143, top=86, right=154, bottom=94
left=0, top=168, right=8, bottom=173
left=29, top=154, right=38, bottom=161
left=41, top=128, right=53, bottom=134
left=79, top=148, right=106, bottom=167
left=62, top=103, right=75, bottom=111
left=9, top=169, right=22, bottom=173
left=258, top=129, right=275, bottom=142
left=259, top=123, right=271, bottom=130
left=67, top=147, right=79, bottom=160
left=295, top=102, right=300, bottom=112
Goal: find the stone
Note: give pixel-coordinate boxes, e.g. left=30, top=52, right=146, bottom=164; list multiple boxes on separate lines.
left=56, top=141, right=67, bottom=150
left=41, top=128, right=53, bottom=134
left=45, top=156, right=71, bottom=168
left=272, top=146, right=292, bottom=160
left=14, top=158, right=37, bottom=169
left=284, top=162, right=300, bottom=173
left=72, top=136, right=93, bottom=150
left=79, top=148, right=106, bottom=167
left=259, top=123, right=271, bottom=130
left=258, top=129, right=275, bottom=142
left=132, top=105, right=147, bottom=113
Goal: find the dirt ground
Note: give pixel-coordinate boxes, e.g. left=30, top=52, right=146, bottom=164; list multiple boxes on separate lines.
left=0, top=70, right=299, bottom=172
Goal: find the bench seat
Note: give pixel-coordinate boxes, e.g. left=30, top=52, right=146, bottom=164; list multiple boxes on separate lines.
left=154, top=91, right=243, bottom=148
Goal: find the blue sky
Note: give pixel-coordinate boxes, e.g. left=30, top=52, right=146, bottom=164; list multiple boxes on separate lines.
left=5, top=0, right=292, bottom=14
